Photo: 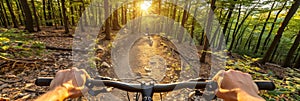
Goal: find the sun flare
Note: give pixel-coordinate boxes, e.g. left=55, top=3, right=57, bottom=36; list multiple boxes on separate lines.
left=140, top=1, right=152, bottom=11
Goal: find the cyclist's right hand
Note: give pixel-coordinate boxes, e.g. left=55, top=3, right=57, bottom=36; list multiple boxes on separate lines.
left=213, top=70, right=265, bottom=101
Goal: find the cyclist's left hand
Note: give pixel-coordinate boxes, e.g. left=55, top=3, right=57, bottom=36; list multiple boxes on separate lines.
left=50, top=67, right=90, bottom=98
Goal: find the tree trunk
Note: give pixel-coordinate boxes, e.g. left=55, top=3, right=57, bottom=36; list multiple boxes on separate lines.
left=57, top=0, right=63, bottom=25
left=20, top=0, right=34, bottom=32
left=218, top=0, right=236, bottom=50
left=15, top=0, right=24, bottom=25
left=283, top=31, right=300, bottom=67
left=5, top=0, right=19, bottom=28
left=254, top=1, right=275, bottom=54
left=70, top=0, right=75, bottom=26
left=112, top=5, right=121, bottom=30
left=46, top=0, right=53, bottom=26
left=262, top=2, right=286, bottom=52
left=61, top=0, right=69, bottom=33
left=228, top=4, right=241, bottom=51
left=200, top=0, right=216, bottom=63
left=177, top=1, right=189, bottom=43
left=31, top=0, right=41, bottom=31
left=190, top=7, right=198, bottom=44
left=294, top=52, right=300, bottom=69
left=261, top=0, right=300, bottom=64
left=270, top=43, right=280, bottom=62
left=43, top=0, right=47, bottom=25
left=104, top=0, right=111, bottom=40
left=0, top=1, right=8, bottom=28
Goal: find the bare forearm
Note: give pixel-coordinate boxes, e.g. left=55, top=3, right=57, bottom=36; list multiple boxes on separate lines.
left=238, top=90, right=265, bottom=101
left=35, top=86, right=69, bottom=101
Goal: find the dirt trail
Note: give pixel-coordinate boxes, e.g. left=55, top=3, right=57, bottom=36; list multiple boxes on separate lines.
left=127, top=35, right=181, bottom=100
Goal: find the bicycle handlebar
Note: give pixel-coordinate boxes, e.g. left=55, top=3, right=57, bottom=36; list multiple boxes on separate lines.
left=35, top=77, right=276, bottom=92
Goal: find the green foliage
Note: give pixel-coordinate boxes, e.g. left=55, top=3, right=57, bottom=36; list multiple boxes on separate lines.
left=225, top=55, right=300, bottom=100
left=0, top=29, right=45, bottom=58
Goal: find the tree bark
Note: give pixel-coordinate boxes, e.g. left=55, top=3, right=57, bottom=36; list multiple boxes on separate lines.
left=43, top=0, right=47, bottom=25
left=20, top=0, right=34, bottom=32
left=46, top=0, right=53, bottom=26
left=254, top=1, right=275, bottom=54
left=261, top=0, right=300, bottom=64
left=15, top=0, right=24, bottom=25
left=61, top=0, right=69, bottom=33
left=70, top=0, right=75, bottom=26
left=228, top=4, right=241, bottom=51
left=0, top=1, right=8, bottom=28
left=283, top=31, right=300, bottom=67
left=294, top=52, right=300, bottom=69
left=218, top=0, right=236, bottom=50
left=262, top=2, right=286, bottom=52
left=104, top=0, right=111, bottom=40
left=112, top=5, right=121, bottom=30
left=200, top=0, right=216, bottom=63
left=57, top=0, right=63, bottom=25
left=5, top=0, right=19, bottom=28
left=31, top=0, right=41, bottom=31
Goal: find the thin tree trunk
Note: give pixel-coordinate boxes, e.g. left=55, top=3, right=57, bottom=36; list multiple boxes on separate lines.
left=70, top=0, right=75, bottom=26
left=0, top=1, right=8, bottom=28
left=261, top=0, right=300, bottom=64
left=229, top=3, right=255, bottom=51
left=262, top=2, right=286, bottom=52
left=254, top=1, right=275, bottom=54
left=20, top=0, right=34, bottom=32
left=190, top=7, right=198, bottom=44
left=5, top=0, right=18, bottom=28
left=112, top=5, right=121, bottom=30
left=200, top=0, right=216, bottom=63
left=57, top=0, right=63, bottom=25
left=228, top=4, right=241, bottom=51
left=61, top=0, right=69, bottom=33
left=46, top=0, right=53, bottom=26
left=178, top=1, right=189, bottom=43
left=219, top=0, right=236, bottom=50
left=43, top=0, right=47, bottom=25
left=104, top=0, right=111, bottom=40
left=270, top=43, right=280, bottom=62
left=294, top=52, right=300, bottom=69
left=15, top=0, right=24, bottom=25
left=283, top=31, right=300, bottom=67
left=31, top=0, right=41, bottom=31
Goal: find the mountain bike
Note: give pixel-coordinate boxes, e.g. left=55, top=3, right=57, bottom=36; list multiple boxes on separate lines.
left=35, top=76, right=275, bottom=101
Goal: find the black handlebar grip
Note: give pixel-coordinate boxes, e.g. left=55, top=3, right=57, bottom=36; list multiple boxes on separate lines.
left=35, top=77, right=54, bottom=86
left=254, top=80, right=276, bottom=90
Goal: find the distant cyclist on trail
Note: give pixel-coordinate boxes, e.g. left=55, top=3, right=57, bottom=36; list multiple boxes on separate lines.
left=34, top=68, right=265, bottom=101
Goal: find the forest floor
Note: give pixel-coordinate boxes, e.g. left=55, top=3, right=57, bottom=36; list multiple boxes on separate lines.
left=0, top=27, right=300, bottom=100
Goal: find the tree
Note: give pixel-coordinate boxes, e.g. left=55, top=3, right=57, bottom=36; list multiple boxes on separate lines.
left=0, top=0, right=8, bottom=28
left=104, top=0, right=111, bottom=40
left=20, top=0, right=34, bottom=32
left=294, top=54, right=300, bottom=68
left=31, top=0, right=41, bottom=31
left=218, top=0, right=236, bottom=50
left=5, top=0, right=19, bottom=28
left=262, top=2, right=287, bottom=52
left=254, top=1, right=276, bottom=54
left=200, top=0, right=216, bottom=63
left=61, top=0, right=69, bottom=33
left=283, top=31, right=300, bottom=67
left=260, top=0, right=300, bottom=64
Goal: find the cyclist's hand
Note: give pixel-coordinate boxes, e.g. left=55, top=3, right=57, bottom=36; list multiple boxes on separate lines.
left=50, top=67, right=90, bottom=98
left=213, top=69, right=265, bottom=101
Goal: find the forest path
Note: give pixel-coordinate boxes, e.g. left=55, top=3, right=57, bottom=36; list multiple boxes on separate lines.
left=128, top=35, right=181, bottom=100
